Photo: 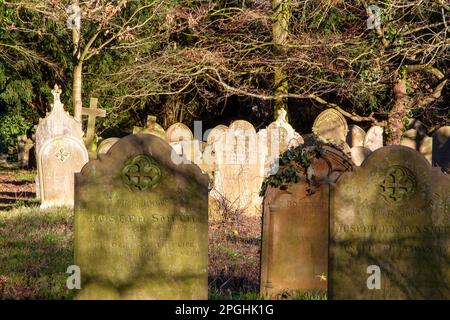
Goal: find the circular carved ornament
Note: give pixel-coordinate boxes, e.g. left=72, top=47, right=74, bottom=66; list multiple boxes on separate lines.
left=379, top=165, right=416, bottom=204
left=122, top=155, right=161, bottom=191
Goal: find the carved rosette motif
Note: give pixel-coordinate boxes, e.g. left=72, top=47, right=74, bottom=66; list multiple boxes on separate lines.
left=55, top=148, right=71, bottom=162
left=379, top=165, right=416, bottom=204
left=122, top=154, right=161, bottom=191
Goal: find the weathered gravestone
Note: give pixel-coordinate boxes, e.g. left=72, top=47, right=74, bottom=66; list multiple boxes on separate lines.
left=330, top=145, right=450, bottom=299
left=82, top=97, right=106, bottom=158
left=363, top=125, right=384, bottom=151
left=17, top=135, right=34, bottom=168
left=312, top=109, right=348, bottom=145
left=350, top=146, right=372, bottom=166
left=400, top=129, right=432, bottom=163
left=346, top=125, right=366, bottom=148
left=133, top=115, right=166, bottom=140
left=74, top=134, right=209, bottom=300
left=265, top=108, right=304, bottom=175
left=432, top=126, right=450, bottom=173
left=38, top=135, right=88, bottom=208
left=260, top=145, right=354, bottom=298
left=212, top=121, right=264, bottom=216
left=166, top=124, right=201, bottom=166
left=35, top=84, right=84, bottom=199
left=35, top=85, right=84, bottom=155
left=97, top=137, right=120, bottom=155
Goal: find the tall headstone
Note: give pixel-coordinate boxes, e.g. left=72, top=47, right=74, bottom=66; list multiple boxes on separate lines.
left=312, top=109, right=348, bottom=144
left=261, top=145, right=353, bottom=298
left=330, top=146, right=450, bottom=299
left=74, top=134, right=209, bottom=300
left=432, top=126, right=450, bottom=173
left=35, top=85, right=84, bottom=156
left=213, top=121, right=263, bottom=216
left=35, top=84, right=85, bottom=204
left=265, top=108, right=304, bottom=175
left=38, top=135, right=88, bottom=208
left=363, top=126, right=384, bottom=151
left=346, top=125, right=366, bottom=148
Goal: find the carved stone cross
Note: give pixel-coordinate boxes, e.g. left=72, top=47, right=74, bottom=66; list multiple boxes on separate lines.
left=82, top=97, right=106, bottom=153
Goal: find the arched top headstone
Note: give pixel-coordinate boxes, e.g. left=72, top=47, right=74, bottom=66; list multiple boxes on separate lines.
left=205, top=125, right=228, bottom=145
left=38, top=134, right=88, bottom=208
left=331, top=145, right=450, bottom=299
left=166, top=123, right=194, bottom=143
left=312, top=109, right=348, bottom=144
left=74, top=134, right=209, bottom=299
left=97, top=137, right=120, bottom=155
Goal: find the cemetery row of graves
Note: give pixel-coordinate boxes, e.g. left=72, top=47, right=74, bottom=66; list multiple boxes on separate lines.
left=0, top=85, right=449, bottom=299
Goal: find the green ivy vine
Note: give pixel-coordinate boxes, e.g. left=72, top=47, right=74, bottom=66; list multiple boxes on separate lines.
left=259, top=142, right=328, bottom=197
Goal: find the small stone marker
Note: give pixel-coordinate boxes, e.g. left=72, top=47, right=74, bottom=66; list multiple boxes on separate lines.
left=432, top=126, right=450, bottom=172
left=346, top=125, right=366, bottom=148
left=166, top=123, right=194, bottom=143
left=330, top=146, right=450, bottom=299
left=400, top=129, right=432, bottom=163
left=133, top=115, right=166, bottom=140
left=312, top=109, right=348, bottom=144
left=363, top=125, right=383, bottom=151
left=82, top=97, right=106, bottom=156
left=350, top=146, right=372, bottom=166
left=261, top=145, right=353, bottom=298
left=75, top=134, right=209, bottom=300
left=17, top=135, right=34, bottom=168
left=97, top=137, right=120, bottom=155
left=38, top=135, right=88, bottom=208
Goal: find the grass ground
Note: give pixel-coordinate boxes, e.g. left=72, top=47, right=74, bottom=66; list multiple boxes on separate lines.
left=0, top=164, right=326, bottom=300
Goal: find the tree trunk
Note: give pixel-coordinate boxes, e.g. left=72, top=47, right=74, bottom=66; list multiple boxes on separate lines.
left=72, top=0, right=82, bottom=122
left=272, top=0, right=290, bottom=120
left=73, top=62, right=83, bottom=122
left=386, top=78, right=410, bottom=145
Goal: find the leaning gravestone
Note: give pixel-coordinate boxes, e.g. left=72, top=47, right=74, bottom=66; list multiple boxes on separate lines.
left=312, top=109, right=348, bottom=145
left=74, top=134, right=209, bottom=300
left=432, top=126, right=450, bottom=172
left=346, top=125, right=366, bottom=148
left=261, top=145, right=353, bottom=298
left=363, top=126, right=384, bottom=151
left=400, top=129, right=432, bottom=163
left=350, top=146, right=372, bottom=166
left=38, top=135, right=88, bottom=208
left=330, top=145, right=450, bottom=299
